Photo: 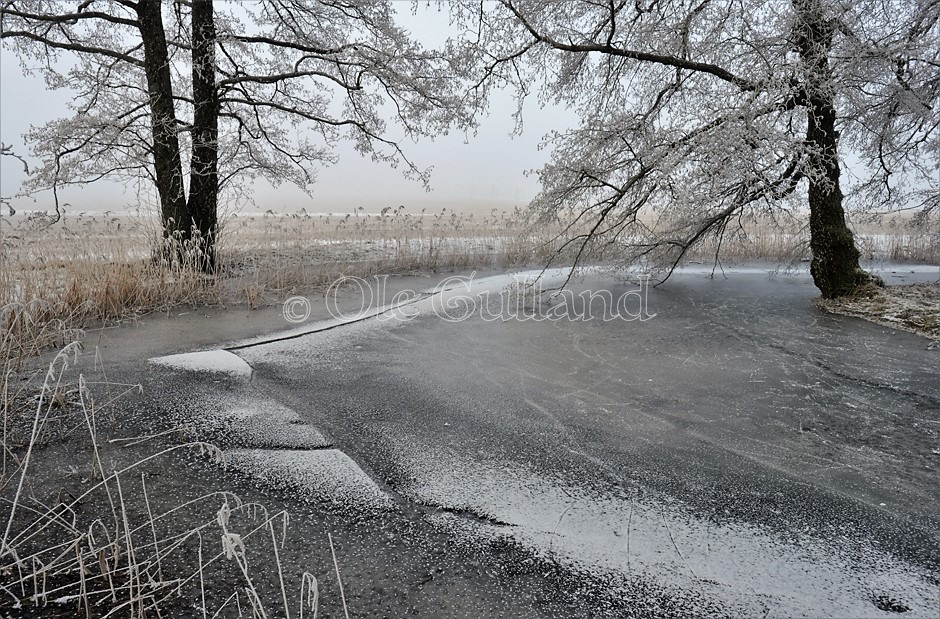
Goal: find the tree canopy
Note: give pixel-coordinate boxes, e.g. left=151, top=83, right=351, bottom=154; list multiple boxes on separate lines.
left=451, top=0, right=939, bottom=297
left=1, top=0, right=471, bottom=267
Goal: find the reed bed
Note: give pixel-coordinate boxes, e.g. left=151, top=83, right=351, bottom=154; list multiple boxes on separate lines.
left=0, top=206, right=936, bottom=364
left=0, top=207, right=564, bottom=364
left=679, top=211, right=940, bottom=265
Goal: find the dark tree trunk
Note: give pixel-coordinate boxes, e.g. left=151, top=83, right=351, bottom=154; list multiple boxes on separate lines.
left=794, top=0, right=877, bottom=298
left=188, top=0, right=219, bottom=272
left=136, top=0, right=188, bottom=247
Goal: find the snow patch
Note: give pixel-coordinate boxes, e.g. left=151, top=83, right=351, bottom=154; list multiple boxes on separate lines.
left=149, top=350, right=253, bottom=377
left=225, top=449, right=391, bottom=511
left=215, top=400, right=329, bottom=449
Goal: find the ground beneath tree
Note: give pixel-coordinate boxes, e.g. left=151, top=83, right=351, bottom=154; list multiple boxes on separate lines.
left=820, top=280, right=940, bottom=342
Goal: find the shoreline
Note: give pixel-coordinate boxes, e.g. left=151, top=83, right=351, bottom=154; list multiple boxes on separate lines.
left=818, top=281, right=940, bottom=342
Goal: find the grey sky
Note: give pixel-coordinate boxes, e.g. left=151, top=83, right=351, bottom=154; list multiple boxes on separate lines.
left=0, top=4, right=575, bottom=216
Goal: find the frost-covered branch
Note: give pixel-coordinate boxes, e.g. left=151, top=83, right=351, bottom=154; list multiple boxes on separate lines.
left=451, top=0, right=938, bottom=297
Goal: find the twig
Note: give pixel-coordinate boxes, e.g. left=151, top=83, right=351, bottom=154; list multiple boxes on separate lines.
left=328, top=533, right=349, bottom=619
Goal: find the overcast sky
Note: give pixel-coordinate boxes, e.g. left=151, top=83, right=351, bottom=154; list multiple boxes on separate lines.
left=0, top=4, right=577, bottom=216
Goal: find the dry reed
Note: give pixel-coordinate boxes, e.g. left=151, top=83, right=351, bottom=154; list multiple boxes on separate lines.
left=0, top=343, right=332, bottom=618
left=0, top=206, right=936, bottom=364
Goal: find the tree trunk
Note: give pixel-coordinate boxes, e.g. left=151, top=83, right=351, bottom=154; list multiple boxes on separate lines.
left=136, top=0, right=188, bottom=249
left=188, top=0, right=219, bottom=272
left=794, top=0, right=876, bottom=298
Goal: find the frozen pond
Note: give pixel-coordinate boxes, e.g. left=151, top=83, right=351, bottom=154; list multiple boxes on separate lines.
left=153, top=266, right=940, bottom=617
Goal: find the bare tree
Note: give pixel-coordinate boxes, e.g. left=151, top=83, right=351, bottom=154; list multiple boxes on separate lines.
left=1, top=0, right=471, bottom=270
left=452, top=0, right=939, bottom=297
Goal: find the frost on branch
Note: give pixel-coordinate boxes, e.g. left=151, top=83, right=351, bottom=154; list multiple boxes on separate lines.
left=450, top=0, right=938, bottom=296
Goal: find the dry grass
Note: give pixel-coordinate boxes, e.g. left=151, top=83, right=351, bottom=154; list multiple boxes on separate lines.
left=216, top=206, right=563, bottom=293
left=0, top=342, right=349, bottom=618
left=0, top=207, right=563, bottom=358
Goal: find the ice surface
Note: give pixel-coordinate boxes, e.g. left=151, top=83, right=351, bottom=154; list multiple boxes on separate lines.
left=168, top=267, right=940, bottom=616
left=234, top=268, right=583, bottom=358
left=386, top=431, right=940, bottom=619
